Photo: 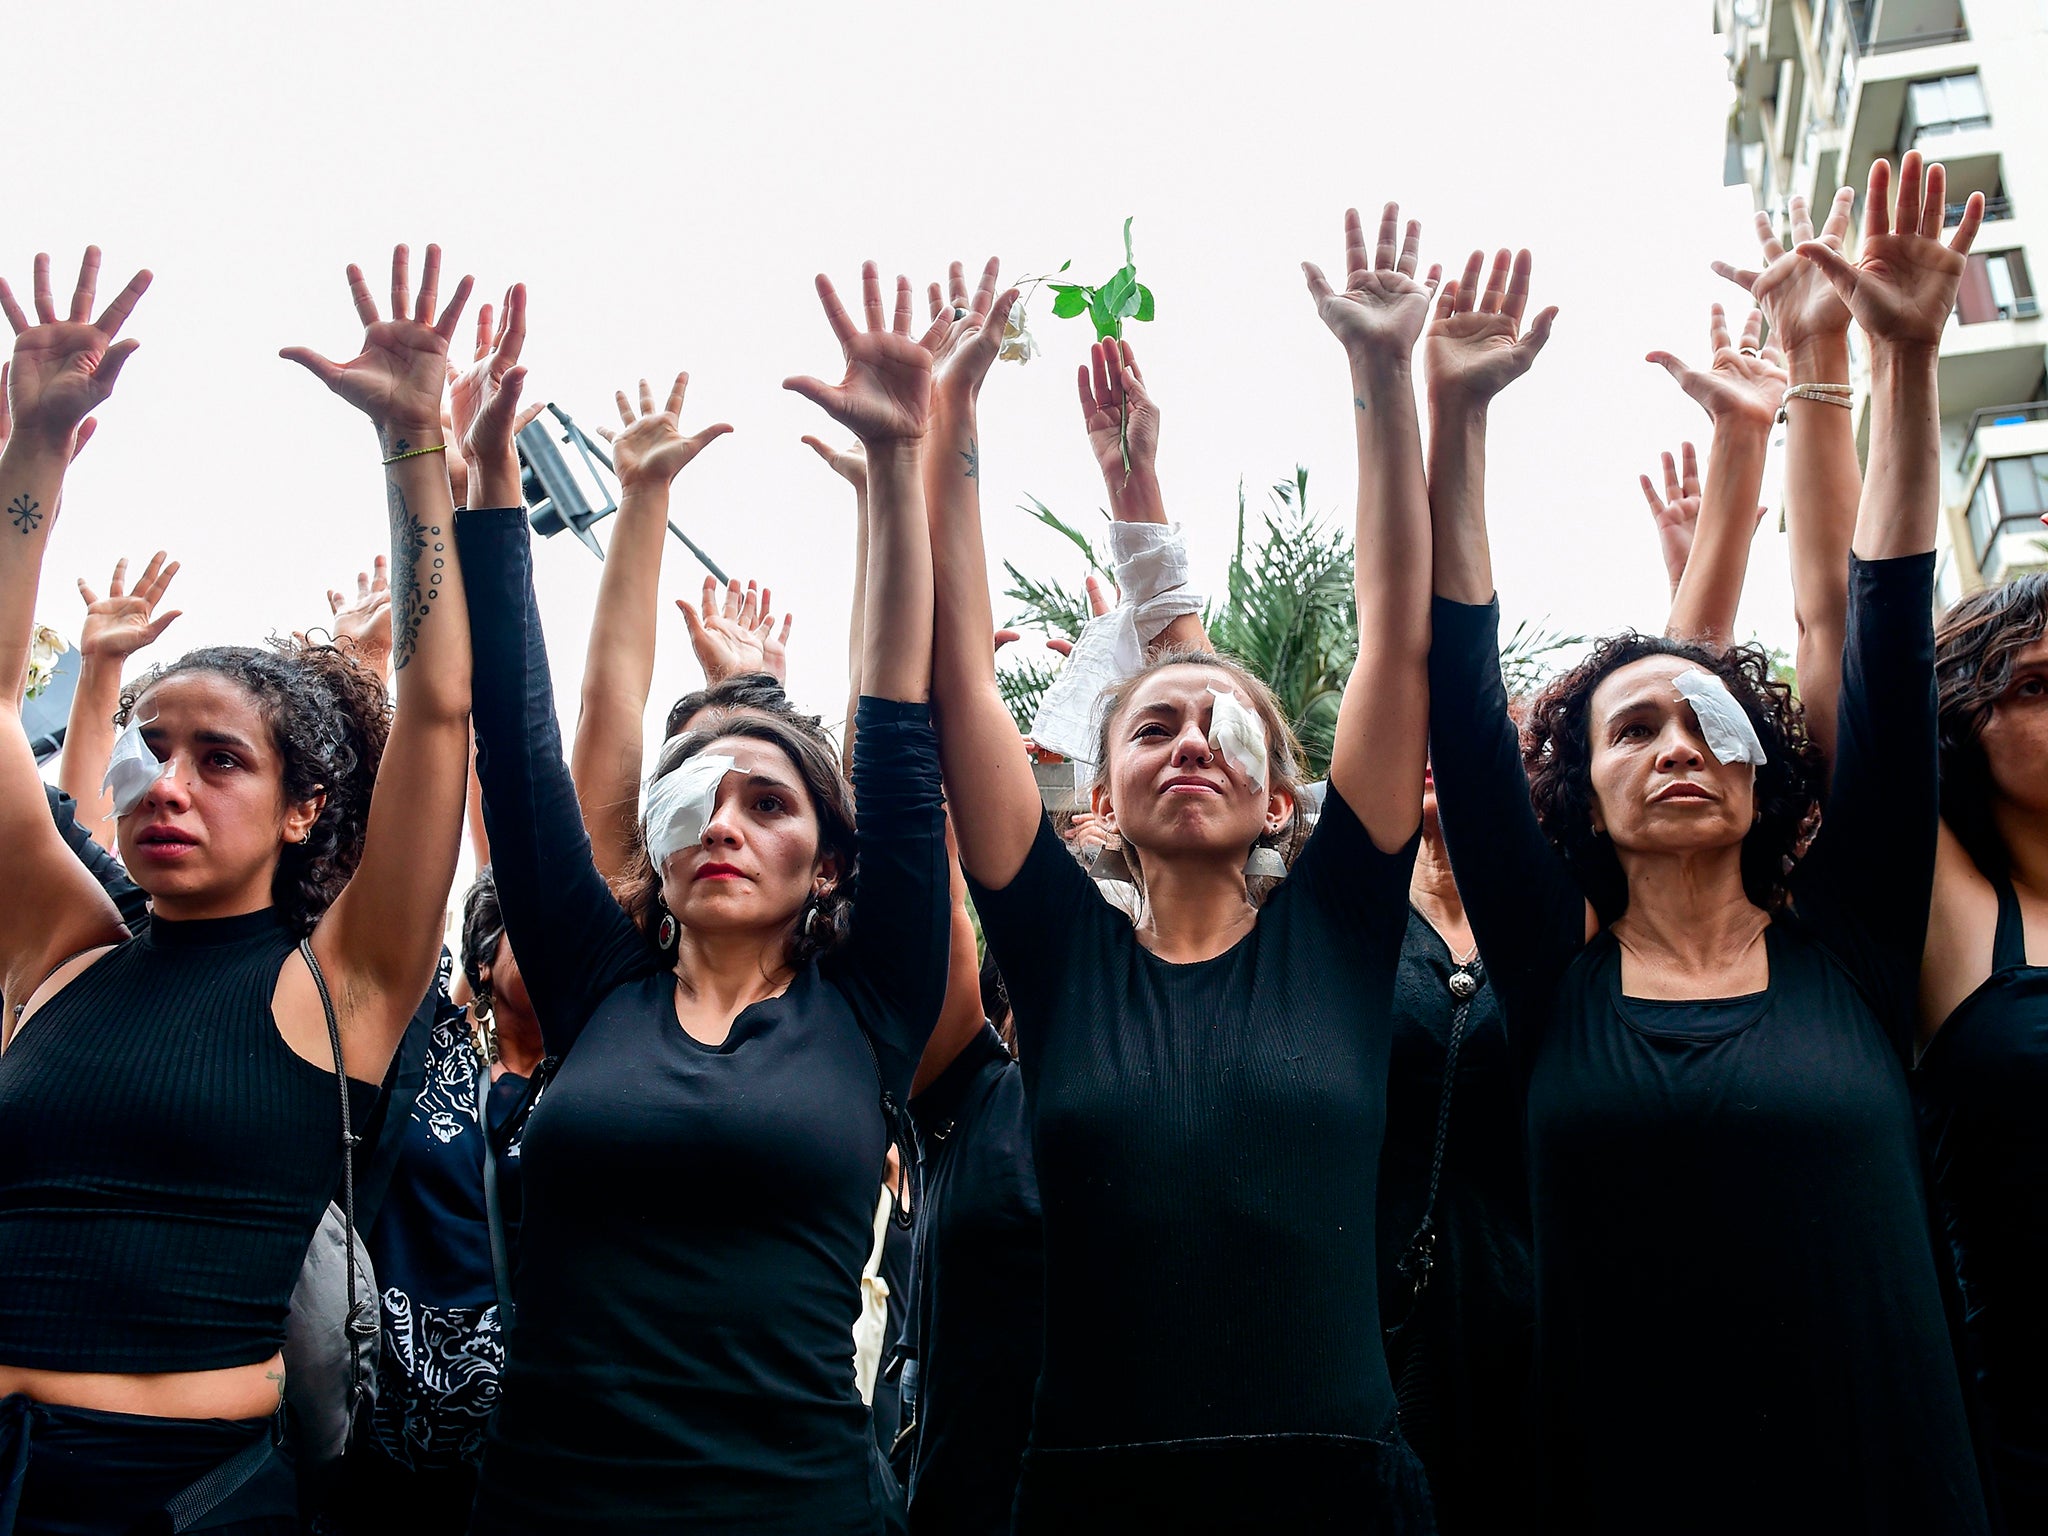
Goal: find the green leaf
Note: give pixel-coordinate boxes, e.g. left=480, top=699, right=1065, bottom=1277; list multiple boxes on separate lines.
left=1051, top=287, right=1090, bottom=319
left=1058, top=259, right=1072, bottom=272
left=1133, top=284, right=1155, bottom=323
left=1122, top=216, right=1135, bottom=268
left=1088, top=288, right=1121, bottom=340
left=1099, top=265, right=1136, bottom=315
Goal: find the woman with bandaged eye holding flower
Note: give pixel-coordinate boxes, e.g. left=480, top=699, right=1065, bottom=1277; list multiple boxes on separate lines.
left=918, top=204, right=1443, bottom=1529
left=1423, top=153, right=1993, bottom=1532
left=455, top=262, right=948, bottom=1534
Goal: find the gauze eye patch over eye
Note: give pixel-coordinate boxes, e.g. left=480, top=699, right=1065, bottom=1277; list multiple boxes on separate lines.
left=103, top=715, right=169, bottom=818
left=1207, top=683, right=1268, bottom=792
left=643, top=754, right=738, bottom=864
left=1672, top=670, right=1768, bottom=768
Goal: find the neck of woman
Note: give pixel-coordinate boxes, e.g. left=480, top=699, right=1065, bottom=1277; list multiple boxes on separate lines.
left=1990, top=798, right=2048, bottom=899
left=492, top=1002, right=546, bottom=1078
left=1134, top=847, right=1260, bottom=964
left=1610, top=842, right=1768, bottom=978
left=672, top=924, right=798, bottom=1015
left=1408, top=825, right=1473, bottom=955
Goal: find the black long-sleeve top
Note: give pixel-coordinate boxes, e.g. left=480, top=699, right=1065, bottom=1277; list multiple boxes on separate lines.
left=1426, top=555, right=1988, bottom=1534
left=967, top=794, right=1436, bottom=1528
left=455, top=507, right=950, bottom=1535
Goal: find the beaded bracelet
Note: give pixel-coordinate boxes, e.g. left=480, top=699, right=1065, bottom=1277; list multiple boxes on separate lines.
left=382, top=441, right=449, bottom=466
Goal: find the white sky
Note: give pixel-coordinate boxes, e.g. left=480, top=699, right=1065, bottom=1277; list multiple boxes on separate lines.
left=16, top=0, right=1784, bottom=794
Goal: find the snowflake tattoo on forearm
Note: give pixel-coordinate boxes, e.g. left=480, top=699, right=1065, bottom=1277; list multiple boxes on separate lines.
left=8, top=495, right=42, bottom=534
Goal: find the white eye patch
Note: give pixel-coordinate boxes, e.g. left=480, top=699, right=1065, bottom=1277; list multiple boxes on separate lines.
left=643, top=753, right=737, bottom=863
left=1672, top=670, right=1768, bottom=768
left=103, top=714, right=169, bottom=818
left=1207, top=683, right=1268, bottom=791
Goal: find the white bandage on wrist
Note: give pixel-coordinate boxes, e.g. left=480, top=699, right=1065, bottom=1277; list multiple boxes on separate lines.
left=643, top=753, right=737, bottom=863
left=1027, top=523, right=1204, bottom=764
left=1672, top=670, right=1768, bottom=768
left=102, top=714, right=169, bottom=818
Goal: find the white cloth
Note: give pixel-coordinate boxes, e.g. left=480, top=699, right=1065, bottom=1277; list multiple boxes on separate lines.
left=642, top=754, right=736, bottom=863
left=101, top=714, right=167, bottom=818
left=1673, top=670, right=1768, bottom=767
left=852, top=1187, right=894, bottom=1405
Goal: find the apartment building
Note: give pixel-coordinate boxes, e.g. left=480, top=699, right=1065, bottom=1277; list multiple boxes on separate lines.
left=1715, top=0, right=2048, bottom=602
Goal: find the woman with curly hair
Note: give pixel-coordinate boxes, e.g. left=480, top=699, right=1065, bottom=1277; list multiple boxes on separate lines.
left=457, top=268, right=948, bottom=1535
left=0, top=242, right=487, bottom=1533
left=1424, top=157, right=1991, bottom=1531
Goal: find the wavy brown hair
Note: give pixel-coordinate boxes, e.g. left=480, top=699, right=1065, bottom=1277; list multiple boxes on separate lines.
left=1936, top=572, right=2048, bottom=878
left=1522, top=633, right=1824, bottom=924
left=118, top=640, right=392, bottom=935
left=616, top=714, right=859, bottom=972
left=1088, top=648, right=1310, bottom=906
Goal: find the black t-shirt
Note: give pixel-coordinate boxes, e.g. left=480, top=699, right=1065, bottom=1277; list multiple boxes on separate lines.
left=968, top=789, right=1429, bottom=1524
left=1377, top=908, right=1533, bottom=1533
left=1427, top=555, right=1989, bottom=1534
left=904, top=1023, right=1043, bottom=1535
left=459, top=507, right=950, bottom=1535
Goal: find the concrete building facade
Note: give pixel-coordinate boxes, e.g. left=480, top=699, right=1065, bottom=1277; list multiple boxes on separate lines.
left=1715, top=0, right=2048, bottom=603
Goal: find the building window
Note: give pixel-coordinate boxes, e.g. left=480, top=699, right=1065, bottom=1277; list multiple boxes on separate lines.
left=1958, top=250, right=2037, bottom=323
left=1902, top=72, right=1989, bottom=149
left=1973, top=453, right=2048, bottom=565
left=1817, top=0, right=1843, bottom=64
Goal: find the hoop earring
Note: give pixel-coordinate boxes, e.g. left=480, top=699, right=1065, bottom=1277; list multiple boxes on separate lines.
left=472, top=985, right=493, bottom=1025
left=802, top=899, right=822, bottom=941
left=657, top=910, right=679, bottom=950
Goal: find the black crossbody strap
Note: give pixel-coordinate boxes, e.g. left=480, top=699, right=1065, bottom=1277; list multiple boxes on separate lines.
left=298, top=938, right=371, bottom=1421
left=475, top=1064, right=517, bottom=1328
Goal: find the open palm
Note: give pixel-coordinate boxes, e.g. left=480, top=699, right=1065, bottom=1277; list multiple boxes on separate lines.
left=785, top=263, right=944, bottom=445
left=602, top=371, right=731, bottom=488
left=1647, top=304, right=1786, bottom=428
left=77, top=552, right=181, bottom=662
left=926, top=257, right=1019, bottom=407
left=1798, top=154, right=1982, bottom=349
left=450, top=284, right=538, bottom=466
left=1304, top=204, right=1442, bottom=361
left=1717, top=189, right=1855, bottom=355
left=1423, top=248, right=1557, bottom=403
left=0, top=248, right=151, bottom=440
left=282, top=244, right=473, bottom=436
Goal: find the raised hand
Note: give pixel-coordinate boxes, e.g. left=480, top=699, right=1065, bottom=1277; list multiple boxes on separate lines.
left=784, top=263, right=947, bottom=444
left=1715, top=188, right=1855, bottom=358
left=600, top=372, right=731, bottom=490
left=1641, top=444, right=1701, bottom=593
left=1423, top=247, right=1558, bottom=404
left=677, top=575, right=792, bottom=685
left=0, top=248, right=151, bottom=449
left=329, top=556, right=393, bottom=674
left=1077, top=340, right=1160, bottom=483
left=1646, top=304, right=1788, bottom=428
left=801, top=435, right=868, bottom=494
left=281, top=244, right=474, bottom=442
left=76, top=552, right=182, bottom=662
left=925, top=258, right=1021, bottom=409
left=449, top=283, right=542, bottom=470
left=1797, top=153, right=1983, bottom=350
left=1303, top=204, right=1443, bottom=362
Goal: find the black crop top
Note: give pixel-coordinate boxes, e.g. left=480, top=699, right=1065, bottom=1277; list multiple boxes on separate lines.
left=0, top=907, right=377, bottom=1372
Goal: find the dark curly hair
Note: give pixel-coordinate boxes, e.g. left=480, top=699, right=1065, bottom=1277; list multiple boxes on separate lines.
left=1088, top=648, right=1310, bottom=907
left=1936, top=572, right=2048, bottom=879
left=617, top=713, right=858, bottom=973
left=117, top=640, right=392, bottom=935
left=1522, top=633, right=1824, bottom=924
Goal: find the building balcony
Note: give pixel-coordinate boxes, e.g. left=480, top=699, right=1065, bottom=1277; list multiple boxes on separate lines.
left=1962, top=421, right=2048, bottom=583
left=1853, top=0, right=1967, bottom=55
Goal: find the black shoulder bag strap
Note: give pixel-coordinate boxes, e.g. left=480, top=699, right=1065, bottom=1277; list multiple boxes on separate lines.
left=1384, top=955, right=1482, bottom=1439
left=300, top=937, right=375, bottom=1424
left=475, top=1065, right=517, bottom=1328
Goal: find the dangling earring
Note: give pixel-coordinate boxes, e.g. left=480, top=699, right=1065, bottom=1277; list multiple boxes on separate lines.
left=657, top=908, right=679, bottom=950
left=802, top=899, right=822, bottom=941
left=472, top=984, right=494, bottom=1025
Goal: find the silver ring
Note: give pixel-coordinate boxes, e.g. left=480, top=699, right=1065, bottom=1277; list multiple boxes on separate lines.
left=953, top=306, right=966, bottom=320
left=1739, top=346, right=1761, bottom=357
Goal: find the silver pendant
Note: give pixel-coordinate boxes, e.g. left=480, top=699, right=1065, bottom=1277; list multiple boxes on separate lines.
left=1448, top=969, right=1478, bottom=1000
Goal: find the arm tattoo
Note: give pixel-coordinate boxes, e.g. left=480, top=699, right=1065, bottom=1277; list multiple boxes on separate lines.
left=7, top=494, right=42, bottom=534
left=960, top=440, right=979, bottom=481
left=384, top=473, right=445, bottom=673
left=1353, top=396, right=1369, bottom=413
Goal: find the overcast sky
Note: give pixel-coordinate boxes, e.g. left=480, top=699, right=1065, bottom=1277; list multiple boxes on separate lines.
left=17, top=0, right=1781, bottom=796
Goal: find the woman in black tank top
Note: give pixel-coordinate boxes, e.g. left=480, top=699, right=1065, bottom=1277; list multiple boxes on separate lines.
left=1913, top=573, right=2048, bottom=1526
left=0, top=244, right=491, bottom=1533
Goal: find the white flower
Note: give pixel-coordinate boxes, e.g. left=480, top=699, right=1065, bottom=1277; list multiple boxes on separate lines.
left=25, top=625, right=68, bottom=700
left=999, top=305, right=1038, bottom=364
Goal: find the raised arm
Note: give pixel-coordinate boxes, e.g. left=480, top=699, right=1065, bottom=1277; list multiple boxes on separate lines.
left=899, top=260, right=1042, bottom=887
left=568, top=371, right=731, bottom=881
left=805, top=435, right=868, bottom=766
left=1648, top=303, right=1785, bottom=645
left=0, top=248, right=148, bottom=1008
left=57, top=550, right=182, bottom=848
left=284, top=244, right=481, bottom=1076
left=1718, top=188, right=1861, bottom=763
left=1076, top=337, right=1209, bottom=654
left=1640, top=442, right=1702, bottom=600
left=1303, top=204, right=1439, bottom=853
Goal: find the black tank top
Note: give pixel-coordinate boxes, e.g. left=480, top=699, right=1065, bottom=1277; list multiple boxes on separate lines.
left=1918, top=876, right=2048, bottom=1524
left=0, top=907, right=377, bottom=1372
